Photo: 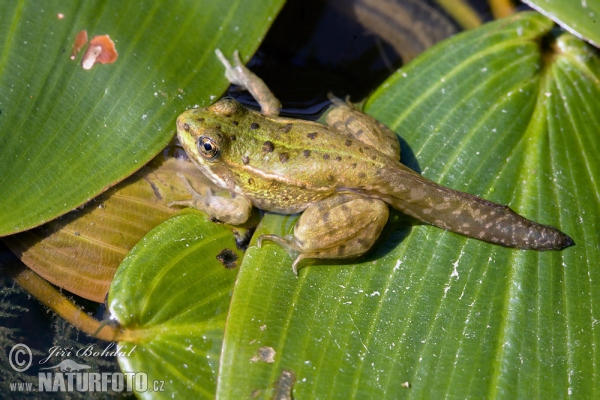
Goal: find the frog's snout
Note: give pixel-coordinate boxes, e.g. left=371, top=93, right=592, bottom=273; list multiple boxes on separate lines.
left=176, top=116, right=184, bottom=131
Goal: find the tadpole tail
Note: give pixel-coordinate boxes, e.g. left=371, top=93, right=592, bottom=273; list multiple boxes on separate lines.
left=363, top=165, right=574, bottom=250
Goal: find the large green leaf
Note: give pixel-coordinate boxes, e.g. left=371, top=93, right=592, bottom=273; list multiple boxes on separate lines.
left=0, top=0, right=284, bottom=236
left=108, top=210, right=242, bottom=399
left=523, top=0, right=600, bottom=47
left=217, top=13, right=599, bottom=398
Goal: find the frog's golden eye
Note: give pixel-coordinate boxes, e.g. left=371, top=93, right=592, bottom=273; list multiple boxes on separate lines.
left=197, top=136, right=220, bottom=160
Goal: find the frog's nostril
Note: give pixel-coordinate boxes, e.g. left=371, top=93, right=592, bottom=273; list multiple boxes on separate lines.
left=176, top=118, right=189, bottom=131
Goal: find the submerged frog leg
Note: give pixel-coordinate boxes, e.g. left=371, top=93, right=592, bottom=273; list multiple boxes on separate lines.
left=215, top=49, right=281, bottom=117
left=168, top=173, right=252, bottom=225
left=258, top=194, right=389, bottom=275
left=325, top=94, right=401, bottom=160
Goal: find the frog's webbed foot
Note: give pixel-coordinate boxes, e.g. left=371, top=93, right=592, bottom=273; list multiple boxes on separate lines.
left=168, top=173, right=252, bottom=225
left=215, top=49, right=281, bottom=117
left=327, top=92, right=355, bottom=108
left=257, top=234, right=307, bottom=276
left=168, top=173, right=208, bottom=208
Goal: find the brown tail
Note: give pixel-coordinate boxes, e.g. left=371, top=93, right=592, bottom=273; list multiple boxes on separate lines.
left=354, top=165, right=574, bottom=250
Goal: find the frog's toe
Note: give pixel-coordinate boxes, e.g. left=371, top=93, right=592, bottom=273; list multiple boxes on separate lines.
left=174, top=173, right=203, bottom=198
left=291, top=255, right=308, bottom=276
left=257, top=234, right=310, bottom=276
left=232, top=50, right=244, bottom=68
left=258, top=234, right=306, bottom=272
left=258, top=234, right=296, bottom=251
left=167, top=199, right=193, bottom=208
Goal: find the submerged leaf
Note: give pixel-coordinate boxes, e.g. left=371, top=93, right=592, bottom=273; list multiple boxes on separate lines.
left=3, top=154, right=217, bottom=302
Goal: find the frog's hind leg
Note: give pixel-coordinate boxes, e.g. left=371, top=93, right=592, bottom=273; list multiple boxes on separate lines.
left=215, top=49, right=281, bottom=117
left=258, top=194, right=389, bottom=275
left=372, top=164, right=574, bottom=250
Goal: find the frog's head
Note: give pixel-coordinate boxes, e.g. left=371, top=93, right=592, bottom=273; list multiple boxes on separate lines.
left=176, top=98, right=248, bottom=161
left=176, top=98, right=248, bottom=189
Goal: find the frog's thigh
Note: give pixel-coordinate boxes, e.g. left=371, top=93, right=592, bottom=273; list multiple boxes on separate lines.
left=325, top=100, right=400, bottom=160
left=294, top=194, right=389, bottom=259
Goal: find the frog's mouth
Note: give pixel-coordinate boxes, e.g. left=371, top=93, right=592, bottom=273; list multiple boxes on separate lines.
left=176, top=132, right=197, bottom=159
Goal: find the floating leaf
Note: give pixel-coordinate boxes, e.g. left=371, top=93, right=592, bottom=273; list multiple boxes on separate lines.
left=217, top=13, right=600, bottom=398
left=0, top=0, right=284, bottom=236
left=109, top=211, right=242, bottom=399
left=523, top=0, right=600, bottom=47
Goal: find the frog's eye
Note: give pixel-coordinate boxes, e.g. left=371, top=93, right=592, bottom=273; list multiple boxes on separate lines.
left=197, top=136, right=220, bottom=160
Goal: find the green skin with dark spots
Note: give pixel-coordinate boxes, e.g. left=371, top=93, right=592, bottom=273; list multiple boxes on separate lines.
left=175, top=98, right=573, bottom=269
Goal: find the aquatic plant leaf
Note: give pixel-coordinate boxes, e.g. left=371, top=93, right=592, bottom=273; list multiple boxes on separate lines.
left=217, top=12, right=600, bottom=398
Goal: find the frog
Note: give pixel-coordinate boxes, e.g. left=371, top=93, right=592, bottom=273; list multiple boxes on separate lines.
left=170, top=49, right=574, bottom=275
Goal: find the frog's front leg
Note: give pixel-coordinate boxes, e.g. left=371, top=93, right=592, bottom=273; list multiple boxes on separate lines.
left=215, top=49, right=281, bottom=117
left=168, top=173, right=252, bottom=225
left=258, top=194, right=389, bottom=275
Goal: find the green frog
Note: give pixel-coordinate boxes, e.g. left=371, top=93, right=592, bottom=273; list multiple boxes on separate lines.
left=171, top=50, right=573, bottom=274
